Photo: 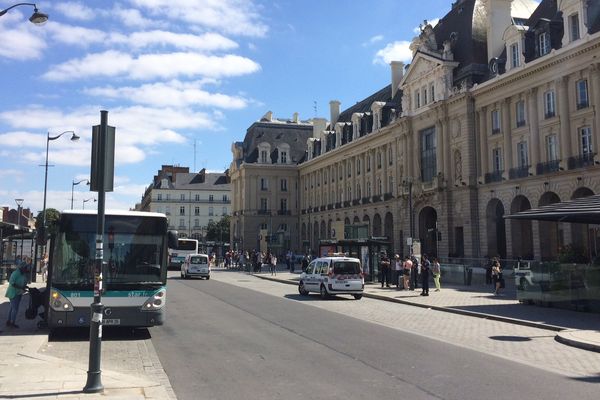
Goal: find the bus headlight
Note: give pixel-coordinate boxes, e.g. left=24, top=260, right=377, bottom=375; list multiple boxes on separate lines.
left=50, top=290, right=74, bottom=312
left=141, top=289, right=166, bottom=311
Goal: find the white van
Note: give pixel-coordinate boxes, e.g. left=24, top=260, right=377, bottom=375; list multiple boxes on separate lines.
left=298, top=255, right=364, bottom=299
left=181, top=253, right=211, bottom=279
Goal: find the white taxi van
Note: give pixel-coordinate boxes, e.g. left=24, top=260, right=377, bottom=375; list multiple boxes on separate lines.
left=298, top=254, right=364, bottom=299
left=181, top=253, right=211, bottom=279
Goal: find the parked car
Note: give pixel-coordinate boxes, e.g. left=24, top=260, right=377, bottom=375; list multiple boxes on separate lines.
left=181, top=254, right=211, bottom=279
left=298, top=254, right=364, bottom=299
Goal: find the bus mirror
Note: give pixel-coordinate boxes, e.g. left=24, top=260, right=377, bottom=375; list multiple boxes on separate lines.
left=168, top=230, right=178, bottom=249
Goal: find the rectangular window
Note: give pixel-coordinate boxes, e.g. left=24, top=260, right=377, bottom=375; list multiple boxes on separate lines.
left=388, top=147, right=393, bottom=165
left=157, top=193, right=162, bottom=200
left=194, top=218, right=199, bottom=227
left=515, top=100, right=526, bottom=127
left=157, top=206, right=162, bottom=214
left=420, top=127, right=437, bottom=182
left=222, top=207, right=227, bottom=215
left=209, top=207, right=214, bottom=216
left=280, top=198, right=287, bottom=212
left=415, top=91, right=420, bottom=108
left=491, top=109, right=501, bottom=134
left=422, top=86, right=428, bottom=105
left=280, top=179, right=287, bottom=191
left=260, top=150, right=268, bottom=163
left=260, top=178, right=268, bottom=191
left=180, top=193, right=185, bottom=200
left=581, top=127, right=593, bottom=156
left=179, top=218, right=185, bottom=227
left=546, top=135, right=558, bottom=162
left=492, top=148, right=503, bottom=172
left=357, top=159, right=361, bottom=175
left=366, top=155, right=371, bottom=172
left=259, top=223, right=267, bottom=230
left=165, top=194, right=170, bottom=200
left=194, top=194, right=200, bottom=201
left=179, top=206, right=185, bottom=215
left=209, top=194, right=214, bottom=202
left=194, top=206, right=200, bottom=215
left=576, top=79, right=589, bottom=109
left=165, top=206, right=170, bottom=215
left=281, top=151, right=287, bottom=163
left=544, top=90, right=556, bottom=118
left=223, top=195, right=228, bottom=202
left=260, top=198, right=268, bottom=211
left=570, top=13, right=580, bottom=41
left=539, top=32, right=550, bottom=56
left=517, top=141, right=529, bottom=168
left=511, top=43, right=519, bottom=68
left=430, top=84, right=435, bottom=102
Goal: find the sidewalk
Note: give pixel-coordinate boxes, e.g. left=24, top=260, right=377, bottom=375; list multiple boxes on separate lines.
left=0, top=277, right=176, bottom=399
left=251, top=268, right=600, bottom=353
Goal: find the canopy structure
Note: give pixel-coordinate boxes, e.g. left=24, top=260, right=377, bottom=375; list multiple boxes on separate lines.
left=505, top=194, right=600, bottom=224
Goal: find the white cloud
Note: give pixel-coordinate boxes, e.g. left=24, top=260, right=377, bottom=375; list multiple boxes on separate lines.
left=110, top=5, right=155, bottom=28
left=373, top=40, right=413, bottom=65
left=115, top=31, right=239, bottom=52
left=46, top=22, right=107, bottom=47
left=0, top=12, right=47, bottom=60
left=84, top=80, right=248, bottom=109
left=55, top=2, right=96, bottom=21
left=128, top=0, right=268, bottom=37
left=363, top=35, right=384, bottom=46
left=42, top=51, right=261, bottom=81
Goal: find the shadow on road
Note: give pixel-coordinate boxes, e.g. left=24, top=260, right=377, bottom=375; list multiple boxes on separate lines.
left=284, top=293, right=358, bottom=302
left=49, top=327, right=151, bottom=342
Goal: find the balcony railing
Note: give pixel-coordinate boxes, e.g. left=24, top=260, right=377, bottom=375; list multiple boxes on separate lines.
left=568, top=153, right=596, bottom=170
left=343, top=200, right=351, bottom=208
left=335, top=202, right=341, bottom=209
left=257, top=209, right=271, bottom=215
left=383, top=192, right=394, bottom=201
left=362, top=197, right=371, bottom=204
left=327, top=204, right=334, bottom=210
left=352, top=199, right=360, bottom=206
left=576, top=100, right=589, bottom=110
left=277, top=210, right=291, bottom=215
left=545, top=111, right=555, bottom=119
left=372, top=195, right=382, bottom=203
left=516, top=120, right=526, bottom=128
left=320, top=205, right=326, bottom=211
left=154, top=198, right=230, bottom=204
left=484, top=170, right=503, bottom=184
left=312, top=207, right=319, bottom=213
left=509, top=165, right=530, bottom=179
left=536, top=160, right=560, bottom=175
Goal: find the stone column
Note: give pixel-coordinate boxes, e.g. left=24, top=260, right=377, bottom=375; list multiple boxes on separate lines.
left=502, top=99, right=513, bottom=178
left=558, top=76, right=572, bottom=163
left=479, top=107, right=488, bottom=180
left=528, top=88, right=540, bottom=173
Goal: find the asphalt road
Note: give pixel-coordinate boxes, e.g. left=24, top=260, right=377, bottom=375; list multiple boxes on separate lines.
left=150, top=273, right=598, bottom=400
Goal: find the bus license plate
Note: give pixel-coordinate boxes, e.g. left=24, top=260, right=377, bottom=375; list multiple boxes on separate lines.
left=104, top=319, right=120, bottom=326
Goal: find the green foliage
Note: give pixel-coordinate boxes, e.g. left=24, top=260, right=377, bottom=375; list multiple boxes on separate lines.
left=558, top=244, right=589, bottom=264
left=35, top=208, right=60, bottom=244
left=206, top=215, right=230, bottom=243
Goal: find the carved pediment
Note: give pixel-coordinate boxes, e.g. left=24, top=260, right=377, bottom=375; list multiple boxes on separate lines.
left=400, top=52, right=458, bottom=87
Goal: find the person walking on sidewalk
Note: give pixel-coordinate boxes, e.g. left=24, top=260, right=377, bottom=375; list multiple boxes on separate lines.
left=492, top=258, right=504, bottom=295
left=393, top=254, right=403, bottom=288
left=403, top=256, right=412, bottom=290
left=379, top=251, right=391, bottom=288
left=411, top=255, right=420, bottom=290
left=432, top=257, right=441, bottom=291
left=5, top=262, right=30, bottom=328
left=420, top=255, right=430, bottom=296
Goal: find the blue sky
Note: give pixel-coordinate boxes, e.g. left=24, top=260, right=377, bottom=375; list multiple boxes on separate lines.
left=0, top=0, right=451, bottom=215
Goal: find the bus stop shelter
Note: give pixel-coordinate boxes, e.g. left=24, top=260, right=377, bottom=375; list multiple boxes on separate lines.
left=0, top=220, right=35, bottom=283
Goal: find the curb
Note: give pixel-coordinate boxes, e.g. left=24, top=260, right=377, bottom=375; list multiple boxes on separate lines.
left=555, top=330, right=600, bottom=353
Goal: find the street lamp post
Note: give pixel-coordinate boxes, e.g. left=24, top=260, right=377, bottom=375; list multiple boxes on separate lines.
left=71, top=179, right=90, bottom=209
left=0, top=3, right=48, bottom=24
left=41, top=131, right=79, bottom=244
left=15, top=198, right=24, bottom=260
left=82, top=198, right=96, bottom=210
left=402, top=178, right=415, bottom=255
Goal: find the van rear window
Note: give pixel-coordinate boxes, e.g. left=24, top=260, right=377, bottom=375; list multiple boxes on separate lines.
left=190, top=256, right=208, bottom=264
left=333, top=261, right=361, bottom=275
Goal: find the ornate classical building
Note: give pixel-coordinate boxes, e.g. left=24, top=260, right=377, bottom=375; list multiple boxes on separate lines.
left=234, top=0, right=600, bottom=264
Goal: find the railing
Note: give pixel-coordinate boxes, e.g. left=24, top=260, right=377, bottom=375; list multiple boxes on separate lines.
left=536, top=160, right=560, bottom=175
left=352, top=199, right=360, bottom=206
left=361, top=197, right=371, bottom=204
left=509, top=165, right=530, bottom=179
left=257, top=209, right=271, bottom=215
left=320, top=205, right=326, bottom=211
left=576, top=100, right=589, bottom=110
left=484, top=170, right=503, bottom=184
left=343, top=200, right=351, bottom=208
left=372, top=195, right=382, bottom=203
left=327, top=204, right=334, bottom=210
left=545, top=111, right=555, bottom=119
left=153, top=199, right=230, bottom=204
left=568, top=153, right=596, bottom=170
left=277, top=210, right=291, bottom=215
left=334, top=202, right=341, bottom=209
left=383, top=193, right=394, bottom=201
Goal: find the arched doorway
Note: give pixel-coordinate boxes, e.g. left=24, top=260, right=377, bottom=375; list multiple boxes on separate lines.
left=373, top=214, right=382, bottom=237
left=538, top=192, right=561, bottom=261
left=510, top=195, right=533, bottom=259
left=571, top=187, right=594, bottom=261
left=353, top=216, right=360, bottom=224
left=418, top=207, right=438, bottom=256
left=362, top=215, right=371, bottom=236
left=384, top=212, right=394, bottom=250
left=485, top=198, right=507, bottom=259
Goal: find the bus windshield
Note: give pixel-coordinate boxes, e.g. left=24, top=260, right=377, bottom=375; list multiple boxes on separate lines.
left=177, top=239, right=198, bottom=251
left=52, top=214, right=167, bottom=288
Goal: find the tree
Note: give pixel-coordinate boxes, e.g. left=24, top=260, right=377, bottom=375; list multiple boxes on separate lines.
left=35, top=208, right=60, bottom=244
left=206, top=215, right=230, bottom=243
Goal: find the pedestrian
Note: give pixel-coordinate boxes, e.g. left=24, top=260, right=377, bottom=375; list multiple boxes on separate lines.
left=420, top=254, right=430, bottom=296
left=41, top=253, right=49, bottom=282
left=379, top=251, right=391, bottom=288
left=301, top=254, right=309, bottom=272
left=403, top=256, right=412, bottom=290
left=432, top=257, right=441, bottom=291
left=411, top=255, right=420, bottom=290
left=393, top=254, right=403, bottom=288
left=270, top=253, right=277, bottom=276
left=4, top=262, right=30, bottom=329
left=492, top=259, right=504, bottom=295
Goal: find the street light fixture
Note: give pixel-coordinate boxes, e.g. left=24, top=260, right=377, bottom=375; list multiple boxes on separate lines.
left=14, top=198, right=24, bottom=260
left=71, top=179, right=90, bottom=209
left=0, top=3, right=48, bottom=24
left=82, top=198, right=96, bottom=210
left=41, top=130, right=79, bottom=242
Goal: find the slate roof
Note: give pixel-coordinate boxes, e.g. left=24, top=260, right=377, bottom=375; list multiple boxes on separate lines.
left=525, top=0, right=557, bottom=27
left=240, top=120, right=313, bottom=165
left=337, top=85, right=396, bottom=123
left=172, top=172, right=230, bottom=191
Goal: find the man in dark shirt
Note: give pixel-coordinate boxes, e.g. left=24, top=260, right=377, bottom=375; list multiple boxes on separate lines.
left=380, top=251, right=391, bottom=288
left=420, top=255, right=430, bottom=296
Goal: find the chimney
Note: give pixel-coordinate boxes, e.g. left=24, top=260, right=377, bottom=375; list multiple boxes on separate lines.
left=329, top=100, right=341, bottom=126
left=390, top=61, right=404, bottom=99
left=312, top=118, right=327, bottom=139
left=293, top=112, right=299, bottom=123
left=486, top=0, right=513, bottom=63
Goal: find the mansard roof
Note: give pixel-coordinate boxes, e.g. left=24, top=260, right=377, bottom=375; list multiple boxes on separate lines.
left=174, top=172, right=230, bottom=190
left=337, top=85, right=398, bottom=123
left=525, top=0, right=557, bottom=27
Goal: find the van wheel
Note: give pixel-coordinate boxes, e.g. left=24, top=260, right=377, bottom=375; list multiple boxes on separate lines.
left=320, top=285, right=329, bottom=300
left=206, top=276, right=210, bottom=280
left=353, top=294, right=363, bottom=300
left=180, top=270, right=184, bottom=278
left=298, top=282, right=309, bottom=296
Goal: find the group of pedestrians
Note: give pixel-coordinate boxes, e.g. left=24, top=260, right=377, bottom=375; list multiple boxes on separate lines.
left=379, top=251, right=441, bottom=296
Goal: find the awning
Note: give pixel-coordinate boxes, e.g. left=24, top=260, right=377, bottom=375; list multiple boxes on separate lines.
left=505, top=194, right=600, bottom=224
left=0, top=221, right=33, bottom=238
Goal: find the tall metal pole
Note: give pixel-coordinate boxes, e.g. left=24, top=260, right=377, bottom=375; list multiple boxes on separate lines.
left=41, top=133, right=50, bottom=250
left=84, top=110, right=108, bottom=393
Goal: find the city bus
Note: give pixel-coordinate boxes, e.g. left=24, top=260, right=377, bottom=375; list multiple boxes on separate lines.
left=46, top=210, right=177, bottom=330
left=168, top=238, right=199, bottom=270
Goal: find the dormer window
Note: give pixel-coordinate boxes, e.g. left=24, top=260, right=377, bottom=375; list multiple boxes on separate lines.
left=510, top=43, right=520, bottom=68
left=569, top=13, right=580, bottom=42
left=415, top=91, right=421, bottom=109
left=538, top=32, right=550, bottom=56
left=430, top=84, right=435, bottom=102
left=258, top=142, right=271, bottom=164
left=422, top=86, right=428, bottom=105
